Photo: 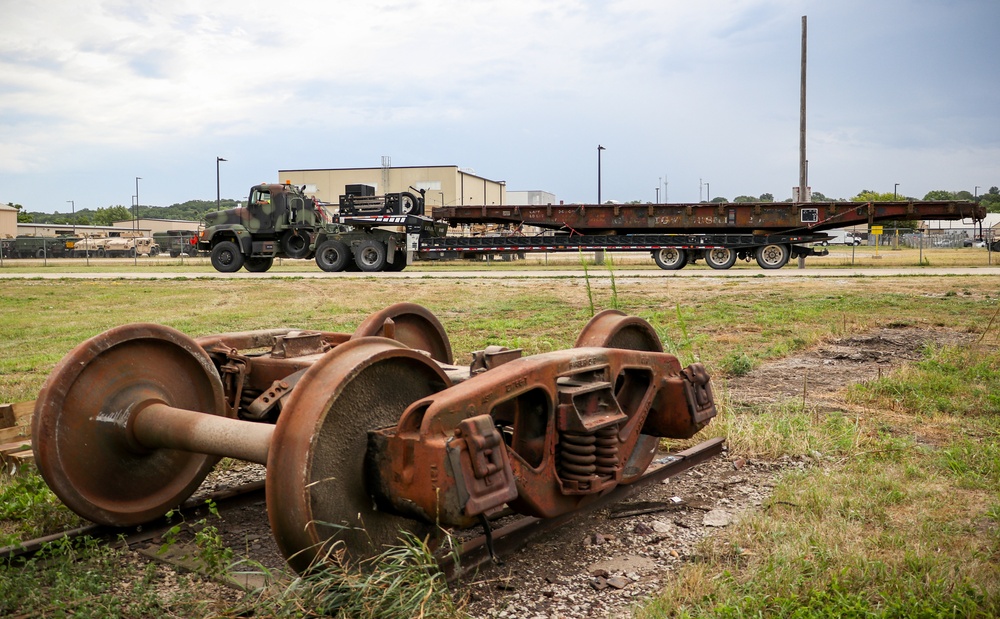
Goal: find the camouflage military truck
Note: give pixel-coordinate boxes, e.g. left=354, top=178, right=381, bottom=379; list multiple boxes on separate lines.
left=198, top=182, right=425, bottom=273
left=7, top=235, right=80, bottom=258
left=152, top=230, right=200, bottom=257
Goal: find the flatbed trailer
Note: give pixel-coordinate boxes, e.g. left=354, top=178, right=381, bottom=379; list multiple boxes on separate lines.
left=427, top=200, right=985, bottom=270
left=434, top=200, right=984, bottom=234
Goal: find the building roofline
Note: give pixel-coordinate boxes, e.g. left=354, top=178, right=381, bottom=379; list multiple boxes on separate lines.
left=279, top=165, right=505, bottom=185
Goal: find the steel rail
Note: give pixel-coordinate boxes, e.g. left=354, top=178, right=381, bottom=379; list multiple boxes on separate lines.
left=440, top=437, right=725, bottom=580
left=0, top=480, right=265, bottom=563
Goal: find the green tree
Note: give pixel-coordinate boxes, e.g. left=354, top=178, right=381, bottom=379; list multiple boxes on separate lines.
left=980, top=186, right=1000, bottom=213
left=759, top=193, right=774, bottom=202
left=853, top=190, right=900, bottom=202
left=810, top=191, right=831, bottom=201
left=923, top=190, right=958, bottom=200
left=9, top=202, right=32, bottom=223
left=92, top=205, right=132, bottom=226
left=733, top=195, right=756, bottom=203
left=709, top=197, right=729, bottom=203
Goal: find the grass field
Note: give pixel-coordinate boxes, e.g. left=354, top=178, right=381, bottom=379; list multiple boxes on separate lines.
left=0, top=273, right=998, bottom=617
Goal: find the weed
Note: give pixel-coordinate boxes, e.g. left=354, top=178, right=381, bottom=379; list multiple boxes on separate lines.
left=246, top=531, right=463, bottom=619
left=579, top=249, right=595, bottom=316
left=157, top=500, right=234, bottom=579
left=0, top=466, right=81, bottom=543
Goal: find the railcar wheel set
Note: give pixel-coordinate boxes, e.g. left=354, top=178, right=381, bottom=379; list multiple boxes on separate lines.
left=32, top=303, right=717, bottom=574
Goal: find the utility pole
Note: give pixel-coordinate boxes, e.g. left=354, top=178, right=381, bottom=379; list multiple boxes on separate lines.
left=597, top=145, right=606, bottom=204
left=216, top=157, right=227, bottom=211
left=798, top=15, right=809, bottom=203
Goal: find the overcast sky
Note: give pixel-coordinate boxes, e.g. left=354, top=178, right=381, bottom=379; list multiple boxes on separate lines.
left=2, top=0, right=998, bottom=213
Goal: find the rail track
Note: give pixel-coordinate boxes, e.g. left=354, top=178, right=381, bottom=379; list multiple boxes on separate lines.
left=2, top=439, right=722, bottom=585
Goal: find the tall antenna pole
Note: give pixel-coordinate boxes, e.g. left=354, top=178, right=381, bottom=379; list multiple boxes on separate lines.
left=798, top=15, right=809, bottom=203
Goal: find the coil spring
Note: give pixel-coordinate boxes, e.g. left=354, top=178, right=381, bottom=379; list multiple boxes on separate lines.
left=237, top=389, right=261, bottom=419
left=558, top=433, right=596, bottom=481
left=558, top=426, right=620, bottom=483
left=594, top=425, right=619, bottom=477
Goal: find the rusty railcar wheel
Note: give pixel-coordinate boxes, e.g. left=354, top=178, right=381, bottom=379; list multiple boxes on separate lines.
left=32, top=324, right=227, bottom=527
left=351, top=302, right=453, bottom=364
left=575, top=309, right=664, bottom=484
left=266, top=337, right=450, bottom=573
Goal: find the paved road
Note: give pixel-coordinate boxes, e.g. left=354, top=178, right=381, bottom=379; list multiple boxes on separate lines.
left=1, top=267, right=998, bottom=279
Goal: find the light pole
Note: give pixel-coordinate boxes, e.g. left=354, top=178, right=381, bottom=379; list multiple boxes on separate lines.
left=975, top=186, right=980, bottom=200
left=597, top=145, right=606, bottom=204
left=135, top=177, right=142, bottom=232
left=894, top=183, right=899, bottom=200
left=655, top=187, right=660, bottom=203
left=66, top=200, right=75, bottom=235
left=705, top=182, right=710, bottom=202
left=216, top=157, right=227, bottom=211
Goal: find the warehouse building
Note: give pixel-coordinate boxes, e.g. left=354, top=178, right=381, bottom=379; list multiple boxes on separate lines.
left=278, top=165, right=507, bottom=209
left=0, top=204, right=16, bottom=237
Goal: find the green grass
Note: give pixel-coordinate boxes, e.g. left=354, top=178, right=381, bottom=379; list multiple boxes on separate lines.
left=1, top=275, right=999, bottom=616
left=642, top=343, right=1000, bottom=618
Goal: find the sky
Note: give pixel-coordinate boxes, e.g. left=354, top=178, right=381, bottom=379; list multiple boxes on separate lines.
left=1, top=0, right=998, bottom=213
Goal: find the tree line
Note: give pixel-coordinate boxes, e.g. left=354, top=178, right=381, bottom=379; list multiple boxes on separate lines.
left=11, top=199, right=242, bottom=225
left=10, top=186, right=1000, bottom=225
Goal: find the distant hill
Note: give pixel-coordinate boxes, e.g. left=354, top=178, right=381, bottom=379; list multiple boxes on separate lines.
left=22, top=199, right=241, bottom=225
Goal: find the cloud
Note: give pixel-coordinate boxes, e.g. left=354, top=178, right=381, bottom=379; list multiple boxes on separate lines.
left=0, top=0, right=997, bottom=208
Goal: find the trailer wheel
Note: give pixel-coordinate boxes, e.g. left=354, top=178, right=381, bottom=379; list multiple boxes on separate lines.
left=97, top=248, right=106, bottom=258
left=755, top=243, right=790, bottom=269
left=315, top=239, right=350, bottom=272
left=245, top=256, right=274, bottom=272
left=128, top=247, right=137, bottom=258
left=356, top=239, right=388, bottom=272
left=386, top=254, right=407, bottom=271
left=398, top=192, right=420, bottom=215
left=652, top=248, right=687, bottom=270
left=281, top=229, right=311, bottom=259
left=211, top=240, right=245, bottom=273
left=704, top=247, right=737, bottom=270
left=36, top=248, right=45, bottom=258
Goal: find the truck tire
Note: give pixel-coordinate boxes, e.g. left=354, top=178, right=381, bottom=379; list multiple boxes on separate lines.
left=281, top=229, right=311, bottom=259
left=652, top=248, right=687, bottom=270
left=755, top=244, right=790, bottom=269
left=186, top=246, right=199, bottom=257
left=315, top=239, right=350, bottom=272
left=128, top=247, right=137, bottom=258
left=36, top=248, right=45, bottom=258
left=398, top=192, right=420, bottom=215
left=244, top=256, right=274, bottom=272
left=211, top=240, right=245, bottom=272
left=704, top=247, right=737, bottom=270
left=355, top=239, right=387, bottom=272
left=169, top=249, right=181, bottom=258
left=149, top=246, right=159, bottom=257
left=386, top=253, right=407, bottom=271
left=97, top=248, right=106, bottom=258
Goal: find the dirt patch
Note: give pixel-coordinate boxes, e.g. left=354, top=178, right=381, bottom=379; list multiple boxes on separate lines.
left=723, top=326, right=976, bottom=410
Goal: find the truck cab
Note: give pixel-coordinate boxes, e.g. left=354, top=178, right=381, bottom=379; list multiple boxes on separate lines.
left=199, top=182, right=328, bottom=272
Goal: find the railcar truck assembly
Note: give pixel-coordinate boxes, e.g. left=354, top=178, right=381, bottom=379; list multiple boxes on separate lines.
left=198, top=182, right=985, bottom=273
left=32, top=303, right=720, bottom=573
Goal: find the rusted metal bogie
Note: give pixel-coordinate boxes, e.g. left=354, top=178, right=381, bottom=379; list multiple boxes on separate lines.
left=368, top=346, right=714, bottom=528
left=32, top=302, right=717, bottom=574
